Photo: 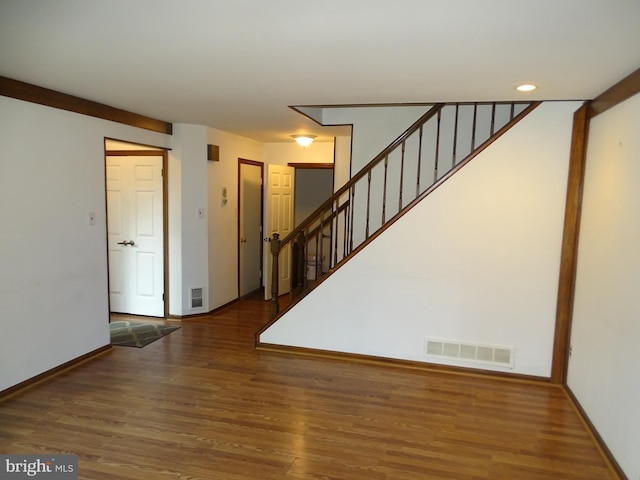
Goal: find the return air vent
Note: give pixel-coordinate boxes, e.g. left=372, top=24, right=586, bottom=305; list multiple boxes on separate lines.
left=190, top=287, right=204, bottom=310
left=424, top=338, right=515, bottom=368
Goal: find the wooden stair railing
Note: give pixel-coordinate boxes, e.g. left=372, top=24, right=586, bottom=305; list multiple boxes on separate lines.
left=267, top=101, right=541, bottom=319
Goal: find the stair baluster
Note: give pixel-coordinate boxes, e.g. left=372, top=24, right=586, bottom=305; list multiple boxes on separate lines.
left=265, top=101, right=540, bottom=320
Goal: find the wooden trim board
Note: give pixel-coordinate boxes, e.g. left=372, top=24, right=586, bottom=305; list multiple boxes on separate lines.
left=0, top=75, right=172, bottom=134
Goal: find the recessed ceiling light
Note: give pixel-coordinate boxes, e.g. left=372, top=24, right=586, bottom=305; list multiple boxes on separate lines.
left=516, top=84, right=537, bottom=92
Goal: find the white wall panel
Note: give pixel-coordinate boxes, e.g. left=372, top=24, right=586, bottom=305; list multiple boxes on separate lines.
left=261, top=101, right=580, bottom=378
left=0, top=96, right=170, bottom=391
left=568, top=93, right=640, bottom=480
left=172, top=124, right=209, bottom=315
left=206, top=128, right=265, bottom=310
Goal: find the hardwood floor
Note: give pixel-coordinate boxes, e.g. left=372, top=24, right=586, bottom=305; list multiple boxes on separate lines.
left=0, top=297, right=616, bottom=479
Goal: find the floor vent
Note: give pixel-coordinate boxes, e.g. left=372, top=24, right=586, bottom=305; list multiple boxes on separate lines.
left=190, top=287, right=204, bottom=310
left=424, top=338, right=515, bottom=368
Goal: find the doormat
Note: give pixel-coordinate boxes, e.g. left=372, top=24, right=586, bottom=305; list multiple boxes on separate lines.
left=110, top=321, right=180, bottom=348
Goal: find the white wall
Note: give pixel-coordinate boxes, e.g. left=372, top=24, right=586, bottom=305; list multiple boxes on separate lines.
left=568, top=93, right=640, bottom=480
left=261, top=101, right=580, bottom=378
left=263, top=141, right=334, bottom=167
left=333, top=136, right=352, bottom=192
left=0, top=96, right=171, bottom=391
left=323, top=106, right=434, bottom=251
left=206, top=128, right=263, bottom=310
left=323, top=106, right=431, bottom=173
left=328, top=104, right=528, bottom=249
left=171, top=124, right=209, bottom=315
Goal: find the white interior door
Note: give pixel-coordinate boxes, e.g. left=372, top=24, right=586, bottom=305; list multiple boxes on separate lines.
left=106, top=155, right=164, bottom=317
left=239, top=162, right=263, bottom=296
left=265, top=164, right=294, bottom=299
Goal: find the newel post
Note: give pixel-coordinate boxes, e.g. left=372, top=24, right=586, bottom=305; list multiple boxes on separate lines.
left=270, top=233, right=280, bottom=317
left=291, top=231, right=306, bottom=296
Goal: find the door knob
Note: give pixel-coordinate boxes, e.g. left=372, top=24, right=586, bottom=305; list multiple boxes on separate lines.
left=117, top=240, right=135, bottom=246
left=240, top=237, right=247, bottom=243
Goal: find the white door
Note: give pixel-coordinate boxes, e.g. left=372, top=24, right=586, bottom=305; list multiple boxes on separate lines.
left=265, top=164, right=295, bottom=299
left=239, top=162, right=263, bottom=296
left=106, top=155, right=164, bottom=317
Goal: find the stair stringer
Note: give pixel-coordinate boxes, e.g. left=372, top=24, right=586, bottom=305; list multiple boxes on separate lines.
left=259, top=101, right=582, bottom=377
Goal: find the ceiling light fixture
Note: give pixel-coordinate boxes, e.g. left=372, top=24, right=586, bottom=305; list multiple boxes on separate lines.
left=291, top=135, right=316, bottom=147
left=516, top=84, right=537, bottom=92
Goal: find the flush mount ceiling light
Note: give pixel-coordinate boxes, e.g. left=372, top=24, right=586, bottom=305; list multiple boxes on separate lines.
left=291, top=135, right=316, bottom=147
left=516, top=84, right=537, bottom=92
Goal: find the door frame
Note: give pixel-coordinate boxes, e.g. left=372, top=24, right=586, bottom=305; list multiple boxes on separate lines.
left=104, top=142, right=170, bottom=318
left=288, top=162, right=335, bottom=282
left=237, top=158, right=264, bottom=298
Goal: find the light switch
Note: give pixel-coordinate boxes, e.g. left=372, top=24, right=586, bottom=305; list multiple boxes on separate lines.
left=221, top=186, right=228, bottom=207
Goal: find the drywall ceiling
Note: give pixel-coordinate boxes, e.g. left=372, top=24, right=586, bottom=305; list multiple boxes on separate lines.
left=1, top=0, right=639, bottom=143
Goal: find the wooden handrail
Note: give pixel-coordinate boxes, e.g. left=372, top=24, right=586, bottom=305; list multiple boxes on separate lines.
left=268, top=101, right=539, bottom=317
left=278, top=104, right=446, bottom=247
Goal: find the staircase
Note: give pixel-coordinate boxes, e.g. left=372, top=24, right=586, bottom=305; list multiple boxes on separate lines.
left=263, top=101, right=540, bottom=325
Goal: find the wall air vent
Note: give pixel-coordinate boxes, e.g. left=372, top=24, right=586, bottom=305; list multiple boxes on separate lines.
left=424, top=338, right=515, bottom=368
left=207, top=144, right=220, bottom=162
left=190, top=287, right=204, bottom=310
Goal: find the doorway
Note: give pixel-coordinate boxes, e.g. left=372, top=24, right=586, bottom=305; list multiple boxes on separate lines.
left=265, top=163, right=295, bottom=299
left=105, top=142, right=169, bottom=318
left=262, top=162, right=335, bottom=300
left=238, top=159, right=264, bottom=297
left=291, top=163, right=334, bottom=277
left=292, top=165, right=334, bottom=226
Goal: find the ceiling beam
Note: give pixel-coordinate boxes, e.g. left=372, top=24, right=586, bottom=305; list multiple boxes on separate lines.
left=0, top=76, right=173, bottom=135
left=589, top=67, right=640, bottom=118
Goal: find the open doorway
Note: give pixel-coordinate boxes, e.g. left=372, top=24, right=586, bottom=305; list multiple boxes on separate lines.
left=292, top=164, right=334, bottom=225
left=238, top=159, right=264, bottom=297
left=291, top=163, right=334, bottom=277
left=262, top=162, right=335, bottom=300
left=104, top=139, right=169, bottom=318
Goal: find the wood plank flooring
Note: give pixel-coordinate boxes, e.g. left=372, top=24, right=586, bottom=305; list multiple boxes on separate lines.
left=0, top=297, right=616, bottom=479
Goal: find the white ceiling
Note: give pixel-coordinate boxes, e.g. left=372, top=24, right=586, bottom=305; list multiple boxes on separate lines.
left=1, top=0, right=639, bottom=143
